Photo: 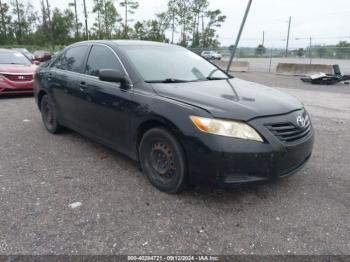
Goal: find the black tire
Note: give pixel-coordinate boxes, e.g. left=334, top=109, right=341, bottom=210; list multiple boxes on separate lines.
left=139, top=128, right=187, bottom=193
left=40, top=94, right=63, bottom=134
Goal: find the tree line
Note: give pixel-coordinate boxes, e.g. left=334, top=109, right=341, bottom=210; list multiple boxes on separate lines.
left=0, top=0, right=226, bottom=49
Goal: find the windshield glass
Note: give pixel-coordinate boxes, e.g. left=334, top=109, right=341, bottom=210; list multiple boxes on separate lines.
left=122, top=45, right=229, bottom=82
left=0, top=51, right=31, bottom=65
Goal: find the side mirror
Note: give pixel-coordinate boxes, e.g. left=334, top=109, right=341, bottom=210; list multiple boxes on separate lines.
left=33, top=60, right=40, bottom=65
left=99, top=69, right=127, bottom=85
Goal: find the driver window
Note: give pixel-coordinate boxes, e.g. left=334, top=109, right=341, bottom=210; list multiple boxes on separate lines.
left=85, top=45, right=123, bottom=77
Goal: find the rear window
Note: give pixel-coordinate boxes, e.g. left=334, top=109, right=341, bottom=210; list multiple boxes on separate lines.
left=52, top=46, right=89, bottom=73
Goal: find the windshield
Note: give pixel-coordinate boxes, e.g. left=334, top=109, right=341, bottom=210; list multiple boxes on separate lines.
left=122, top=45, right=230, bottom=82
left=0, top=52, right=32, bottom=65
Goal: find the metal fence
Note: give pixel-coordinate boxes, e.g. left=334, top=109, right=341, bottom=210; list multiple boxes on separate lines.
left=189, top=47, right=350, bottom=73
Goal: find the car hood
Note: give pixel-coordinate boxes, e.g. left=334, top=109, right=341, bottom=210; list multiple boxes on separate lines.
left=0, top=64, right=37, bottom=74
left=151, top=78, right=303, bottom=121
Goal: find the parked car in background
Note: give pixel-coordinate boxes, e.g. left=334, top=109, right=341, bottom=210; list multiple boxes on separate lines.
left=33, top=50, right=52, bottom=63
left=0, top=49, right=37, bottom=95
left=201, top=50, right=222, bottom=60
left=12, top=48, right=35, bottom=61
left=34, top=40, right=314, bottom=193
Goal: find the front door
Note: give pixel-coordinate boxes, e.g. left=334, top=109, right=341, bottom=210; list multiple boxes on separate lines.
left=76, top=44, right=133, bottom=152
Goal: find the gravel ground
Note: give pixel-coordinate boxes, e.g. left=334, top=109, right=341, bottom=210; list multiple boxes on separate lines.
left=0, top=73, right=349, bottom=255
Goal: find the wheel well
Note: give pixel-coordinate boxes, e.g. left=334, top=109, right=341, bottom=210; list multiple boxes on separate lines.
left=37, top=90, right=47, bottom=110
left=136, top=119, right=185, bottom=161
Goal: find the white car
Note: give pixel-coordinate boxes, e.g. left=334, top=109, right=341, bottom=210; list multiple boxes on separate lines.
left=201, top=51, right=222, bottom=60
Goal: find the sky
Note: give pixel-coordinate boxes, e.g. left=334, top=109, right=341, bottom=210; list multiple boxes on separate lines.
left=30, top=0, right=350, bottom=48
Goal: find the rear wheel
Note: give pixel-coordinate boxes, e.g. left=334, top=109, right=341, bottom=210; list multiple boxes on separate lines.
left=40, top=94, right=63, bottom=134
left=139, top=128, right=187, bottom=193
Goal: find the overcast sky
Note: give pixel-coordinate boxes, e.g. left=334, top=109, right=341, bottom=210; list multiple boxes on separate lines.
left=31, top=0, right=350, bottom=48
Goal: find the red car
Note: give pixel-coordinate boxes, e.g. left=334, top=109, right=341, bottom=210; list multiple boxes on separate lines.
left=33, top=50, right=52, bottom=63
left=0, top=49, right=38, bottom=95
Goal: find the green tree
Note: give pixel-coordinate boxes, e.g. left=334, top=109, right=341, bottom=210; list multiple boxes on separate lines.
left=133, top=18, right=168, bottom=42
left=92, top=0, right=120, bottom=39
left=161, top=0, right=225, bottom=47
left=92, top=0, right=103, bottom=38
left=191, top=0, right=209, bottom=47
left=167, top=0, right=178, bottom=44
left=297, top=48, right=305, bottom=57
left=176, top=0, right=192, bottom=46
left=255, top=44, right=266, bottom=56
left=51, top=8, right=75, bottom=45
left=155, top=12, right=170, bottom=40
left=335, top=41, right=350, bottom=59
left=120, top=0, right=139, bottom=38
left=10, top=0, right=37, bottom=44
left=133, top=21, right=146, bottom=40
left=0, top=0, right=12, bottom=44
left=69, top=0, right=81, bottom=39
left=201, top=9, right=226, bottom=48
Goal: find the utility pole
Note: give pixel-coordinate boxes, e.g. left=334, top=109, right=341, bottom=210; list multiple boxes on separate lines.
left=227, top=0, right=253, bottom=73
left=262, top=30, right=265, bottom=46
left=285, top=16, right=291, bottom=57
left=83, top=0, right=89, bottom=40
left=73, top=0, right=79, bottom=38
left=46, top=0, right=51, bottom=24
left=0, top=0, right=7, bottom=37
left=124, top=0, right=128, bottom=38
left=201, top=14, right=204, bottom=47
left=309, top=37, right=312, bottom=64
left=45, top=0, right=54, bottom=50
left=171, top=9, right=175, bottom=44
left=15, top=0, right=21, bottom=44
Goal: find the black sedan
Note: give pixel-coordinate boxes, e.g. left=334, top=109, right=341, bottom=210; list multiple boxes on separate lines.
left=34, top=40, right=314, bottom=193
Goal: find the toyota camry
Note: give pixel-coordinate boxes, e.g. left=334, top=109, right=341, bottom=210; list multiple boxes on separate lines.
left=34, top=40, right=314, bottom=193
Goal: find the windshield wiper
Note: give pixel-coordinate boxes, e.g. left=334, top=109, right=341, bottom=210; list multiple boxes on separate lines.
left=206, top=76, right=229, bottom=81
left=145, top=78, right=191, bottom=83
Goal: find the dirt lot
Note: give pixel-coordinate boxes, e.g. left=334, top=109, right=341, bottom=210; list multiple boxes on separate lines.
left=0, top=73, right=349, bottom=255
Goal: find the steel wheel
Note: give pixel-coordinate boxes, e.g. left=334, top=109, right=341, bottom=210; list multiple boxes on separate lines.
left=139, top=128, right=187, bottom=193
left=40, top=95, right=63, bottom=134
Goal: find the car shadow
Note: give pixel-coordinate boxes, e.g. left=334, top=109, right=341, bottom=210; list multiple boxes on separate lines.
left=56, top=127, right=296, bottom=205
left=0, top=94, right=34, bottom=100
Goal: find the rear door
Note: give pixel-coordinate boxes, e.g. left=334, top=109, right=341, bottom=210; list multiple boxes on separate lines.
left=48, top=45, right=90, bottom=126
left=76, top=44, right=133, bottom=151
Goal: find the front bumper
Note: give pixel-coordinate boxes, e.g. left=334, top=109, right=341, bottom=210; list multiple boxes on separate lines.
left=183, top=110, right=315, bottom=186
left=0, top=79, right=34, bottom=95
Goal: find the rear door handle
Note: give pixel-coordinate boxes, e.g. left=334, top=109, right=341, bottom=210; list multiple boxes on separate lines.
left=79, top=82, right=88, bottom=92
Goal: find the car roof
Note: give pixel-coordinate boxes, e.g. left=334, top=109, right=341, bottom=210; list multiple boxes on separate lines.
left=72, top=40, right=177, bottom=48
left=0, top=48, right=20, bottom=53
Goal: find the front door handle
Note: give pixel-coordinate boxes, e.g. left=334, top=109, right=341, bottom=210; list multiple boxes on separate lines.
left=79, top=82, right=88, bottom=92
left=47, top=73, right=53, bottom=81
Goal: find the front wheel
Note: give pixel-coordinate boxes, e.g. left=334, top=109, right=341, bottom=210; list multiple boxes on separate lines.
left=139, top=128, right=187, bottom=193
left=40, top=94, right=63, bottom=134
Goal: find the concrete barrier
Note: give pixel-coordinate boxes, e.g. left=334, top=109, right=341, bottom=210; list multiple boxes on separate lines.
left=276, top=63, right=334, bottom=76
left=213, top=60, right=250, bottom=72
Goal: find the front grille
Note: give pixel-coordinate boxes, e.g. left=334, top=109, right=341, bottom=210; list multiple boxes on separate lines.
left=2, top=88, right=32, bottom=93
left=2, top=74, right=34, bottom=82
left=265, top=115, right=312, bottom=144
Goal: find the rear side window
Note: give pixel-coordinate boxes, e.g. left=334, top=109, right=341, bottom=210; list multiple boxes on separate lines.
left=85, top=45, right=123, bottom=77
left=52, top=46, right=89, bottom=73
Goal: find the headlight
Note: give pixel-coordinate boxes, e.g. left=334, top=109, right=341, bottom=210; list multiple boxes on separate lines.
left=190, top=116, right=263, bottom=142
